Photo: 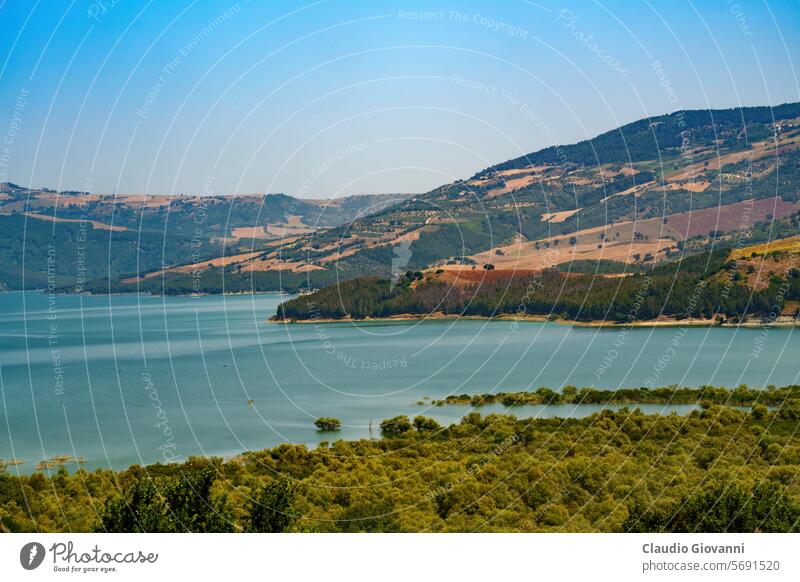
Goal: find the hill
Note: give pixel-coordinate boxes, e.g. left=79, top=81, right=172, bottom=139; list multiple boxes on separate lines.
left=5, top=102, right=800, bottom=295
left=116, top=102, right=800, bottom=294
left=0, top=184, right=408, bottom=291
left=274, top=236, right=800, bottom=324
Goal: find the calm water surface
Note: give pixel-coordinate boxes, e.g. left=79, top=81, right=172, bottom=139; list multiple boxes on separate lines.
left=0, top=291, right=797, bottom=472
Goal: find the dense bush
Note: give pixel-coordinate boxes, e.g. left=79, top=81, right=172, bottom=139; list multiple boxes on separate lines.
left=434, top=384, right=800, bottom=407
left=246, top=478, right=297, bottom=533
left=314, top=418, right=342, bottom=431
left=413, top=415, right=441, bottom=431
left=626, top=482, right=800, bottom=532
left=96, top=466, right=233, bottom=533
left=2, top=405, right=799, bottom=532
left=380, top=415, right=413, bottom=435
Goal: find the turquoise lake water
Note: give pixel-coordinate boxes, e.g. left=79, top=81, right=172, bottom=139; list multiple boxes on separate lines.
left=0, top=291, right=797, bottom=472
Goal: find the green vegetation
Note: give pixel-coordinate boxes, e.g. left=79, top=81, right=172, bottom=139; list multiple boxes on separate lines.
left=0, top=213, right=225, bottom=291
left=64, top=462, right=298, bottom=533
left=96, top=466, right=232, bottom=533
left=380, top=415, right=413, bottom=435
left=2, top=404, right=799, bottom=532
left=98, top=267, right=342, bottom=296
left=626, top=482, right=799, bottom=533
left=433, top=384, right=800, bottom=410
left=275, top=249, right=800, bottom=323
left=314, top=418, right=342, bottom=431
left=245, top=477, right=297, bottom=533
left=413, top=415, right=441, bottom=431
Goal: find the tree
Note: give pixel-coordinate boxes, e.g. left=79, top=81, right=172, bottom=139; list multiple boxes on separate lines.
left=483, top=263, right=495, bottom=270
left=380, top=415, right=412, bottom=435
left=625, top=482, right=800, bottom=533
left=246, top=478, right=297, bottom=533
left=95, top=472, right=165, bottom=532
left=413, top=415, right=441, bottom=431
left=751, top=403, right=768, bottom=420
left=96, top=467, right=233, bottom=532
left=314, top=417, right=342, bottom=431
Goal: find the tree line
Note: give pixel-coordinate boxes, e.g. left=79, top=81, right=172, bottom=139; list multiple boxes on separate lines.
left=275, top=249, right=800, bottom=323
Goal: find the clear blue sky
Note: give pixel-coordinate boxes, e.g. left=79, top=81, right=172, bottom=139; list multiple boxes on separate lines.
left=1, top=0, right=798, bottom=197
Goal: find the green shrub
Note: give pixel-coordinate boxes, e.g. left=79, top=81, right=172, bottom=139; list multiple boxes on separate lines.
left=246, top=478, right=297, bottom=533
left=413, top=415, right=441, bottom=431
left=380, top=415, right=412, bottom=435
left=314, top=417, right=342, bottom=431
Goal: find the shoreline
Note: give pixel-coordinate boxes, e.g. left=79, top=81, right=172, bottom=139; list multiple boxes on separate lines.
left=428, top=384, right=800, bottom=408
left=3, top=397, right=782, bottom=475
left=271, top=312, right=799, bottom=328
left=1, top=289, right=292, bottom=298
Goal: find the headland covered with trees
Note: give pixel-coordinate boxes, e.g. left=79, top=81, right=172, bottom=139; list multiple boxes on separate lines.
left=274, top=249, right=800, bottom=325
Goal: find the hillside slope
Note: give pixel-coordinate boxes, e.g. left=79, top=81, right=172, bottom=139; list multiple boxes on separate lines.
left=0, top=183, right=407, bottom=291
left=129, top=102, right=800, bottom=295
left=274, top=234, right=800, bottom=324
left=8, top=102, right=800, bottom=294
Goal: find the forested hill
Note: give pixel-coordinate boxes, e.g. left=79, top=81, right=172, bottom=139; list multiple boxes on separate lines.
left=274, top=240, right=800, bottom=324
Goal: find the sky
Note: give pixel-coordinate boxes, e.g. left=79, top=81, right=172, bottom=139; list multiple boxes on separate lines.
left=0, top=0, right=799, bottom=198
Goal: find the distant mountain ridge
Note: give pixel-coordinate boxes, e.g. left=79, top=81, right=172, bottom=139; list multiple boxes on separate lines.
left=477, top=102, right=800, bottom=174
left=0, top=183, right=409, bottom=291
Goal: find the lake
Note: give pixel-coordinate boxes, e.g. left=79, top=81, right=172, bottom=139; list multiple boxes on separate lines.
left=0, top=291, right=797, bottom=473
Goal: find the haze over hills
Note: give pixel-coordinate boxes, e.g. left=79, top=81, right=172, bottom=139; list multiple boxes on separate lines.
left=0, top=183, right=408, bottom=291
left=4, top=102, right=800, bottom=298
